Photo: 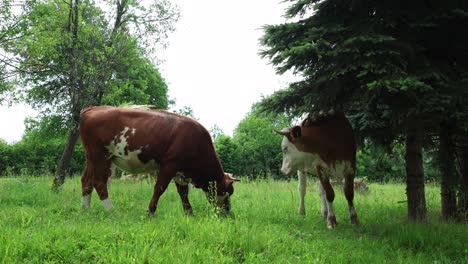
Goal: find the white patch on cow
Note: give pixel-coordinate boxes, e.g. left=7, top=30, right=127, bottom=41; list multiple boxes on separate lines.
left=280, top=137, right=326, bottom=176
left=174, top=172, right=191, bottom=185
left=323, top=160, right=354, bottom=183
left=82, top=195, right=91, bottom=209
left=105, top=127, right=158, bottom=174
left=131, top=128, right=136, bottom=135
left=101, top=198, right=113, bottom=211
left=281, top=137, right=354, bottom=180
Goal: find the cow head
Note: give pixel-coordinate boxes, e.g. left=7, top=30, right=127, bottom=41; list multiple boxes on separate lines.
left=274, top=126, right=305, bottom=176
left=220, top=172, right=238, bottom=212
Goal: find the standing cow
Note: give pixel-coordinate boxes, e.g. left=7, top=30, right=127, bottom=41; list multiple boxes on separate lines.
left=274, top=112, right=358, bottom=228
left=79, top=106, right=236, bottom=215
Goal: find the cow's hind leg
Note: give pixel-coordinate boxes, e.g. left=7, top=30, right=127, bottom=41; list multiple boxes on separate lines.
left=148, top=163, right=177, bottom=215
left=316, top=165, right=337, bottom=229
left=175, top=182, right=193, bottom=215
left=344, top=173, right=359, bottom=225
left=298, top=170, right=307, bottom=215
left=81, top=163, right=93, bottom=209
left=93, top=161, right=113, bottom=211
left=317, top=180, right=328, bottom=219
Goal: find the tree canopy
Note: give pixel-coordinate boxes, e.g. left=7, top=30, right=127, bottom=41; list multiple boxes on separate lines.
left=0, top=0, right=179, bottom=187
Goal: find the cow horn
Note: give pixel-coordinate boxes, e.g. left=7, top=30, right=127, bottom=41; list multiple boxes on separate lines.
left=225, top=172, right=240, bottom=182
left=273, top=128, right=289, bottom=136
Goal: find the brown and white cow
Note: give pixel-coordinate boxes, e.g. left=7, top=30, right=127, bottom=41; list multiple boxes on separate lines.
left=274, top=112, right=358, bottom=228
left=79, top=106, right=236, bottom=215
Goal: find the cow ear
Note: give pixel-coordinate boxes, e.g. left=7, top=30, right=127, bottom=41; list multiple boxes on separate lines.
left=291, top=126, right=301, bottom=139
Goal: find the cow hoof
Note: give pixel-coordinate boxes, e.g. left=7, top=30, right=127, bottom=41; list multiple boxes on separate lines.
left=327, top=215, right=337, bottom=229
left=299, top=209, right=306, bottom=216
left=184, top=209, right=193, bottom=216
left=147, top=208, right=156, bottom=217
left=350, top=215, right=359, bottom=225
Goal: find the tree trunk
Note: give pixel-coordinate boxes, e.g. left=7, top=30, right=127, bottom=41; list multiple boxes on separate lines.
left=53, top=124, right=80, bottom=189
left=458, top=146, right=468, bottom=222
left=405, top=124, right=427, bottom=222
left=439, top=124, right=458, bottom=219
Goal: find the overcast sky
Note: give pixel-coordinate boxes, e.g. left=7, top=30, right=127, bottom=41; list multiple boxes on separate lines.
left=0, top=0, right=294, bottom=143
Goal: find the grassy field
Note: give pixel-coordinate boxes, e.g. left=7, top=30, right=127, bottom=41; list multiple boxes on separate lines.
left=0, top=176, right=466, bottom=263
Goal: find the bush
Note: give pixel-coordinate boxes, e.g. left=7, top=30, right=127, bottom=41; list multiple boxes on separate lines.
left=0, top=138, right=85, bottom=176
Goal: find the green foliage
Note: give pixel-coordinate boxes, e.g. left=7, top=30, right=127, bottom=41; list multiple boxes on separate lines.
left=0, top=139, right=85, bottom=176
left=174, top=106, right=198, bottom=119
left=260, top=0, right=468, bottom=143
left=102, top=55, right=169, bottom=109
left=0, top=0, right=33, bottom=98
left=4, top=0, right=176, bottom=121
left=0, top=177, right=466, bottom=263
left=214, top=134, right=239, bottom=175
left=356, top=142, right=440, bottom=183
left=0, top=116, right=85, bottom=176
left=213, top=108, right=291, bottom=179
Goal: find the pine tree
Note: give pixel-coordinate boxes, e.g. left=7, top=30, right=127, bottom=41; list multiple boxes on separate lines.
left=260, top=0, right=468, bottom=221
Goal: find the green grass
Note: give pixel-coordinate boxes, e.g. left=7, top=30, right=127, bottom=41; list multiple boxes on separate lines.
left=0, top=176, right=466, bottom=263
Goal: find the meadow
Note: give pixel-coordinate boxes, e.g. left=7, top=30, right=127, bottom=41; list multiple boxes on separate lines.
left=0, top=176, right=466, bottom=263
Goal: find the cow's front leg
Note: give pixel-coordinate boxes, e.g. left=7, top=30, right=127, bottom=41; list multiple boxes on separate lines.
left=316, top=165, right=337, bottom=229
left=175, top=182, right=193, bottom=215
left=297, top=170, right=307, bottom=215
left=148, top=163, right=176, bottom=215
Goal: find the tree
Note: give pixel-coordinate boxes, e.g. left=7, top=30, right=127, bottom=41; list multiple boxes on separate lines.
left=232, top=107, right=291, bottom=179
left=210, top=124, right=224, bottom=142
left=0, top=0, right=34, bottom=98
left=214, top=134, right=239, bottom=175
left=174, top=106, right=198, bottom=120
left=260, top=0, right=468, bottom=221
left=4, top=0, right=178, bottom=187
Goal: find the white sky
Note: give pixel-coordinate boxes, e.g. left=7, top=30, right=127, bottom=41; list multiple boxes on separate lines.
left=0, top=0, right=294, bottom=143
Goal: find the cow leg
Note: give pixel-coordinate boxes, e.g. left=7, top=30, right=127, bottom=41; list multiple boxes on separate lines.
left=175, top=182, right=193, bottom=215
left=93, top=162, right=113, bottom=211
left=298, top=170, right=307, bottom=215
left=148, top=163, right=176, bottom=215
left=344, top=174, right=359, bottom=225
left=317, top=180, right=328, bottom=219
left=81, top=164, right=93, bottom=209
left=316, top=165, right=337, bottom=229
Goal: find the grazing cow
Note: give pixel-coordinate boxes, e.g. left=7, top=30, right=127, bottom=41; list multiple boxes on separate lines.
left=274, top=111, right=358, bottom=228
left=79, top=106, right=236, bottom=215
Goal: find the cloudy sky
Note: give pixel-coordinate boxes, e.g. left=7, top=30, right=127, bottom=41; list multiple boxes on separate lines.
left=0, top=0, right=294, bottom=143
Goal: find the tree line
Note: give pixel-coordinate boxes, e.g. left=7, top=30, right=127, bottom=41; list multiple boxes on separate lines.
left=0, top=105, right=441, bottom=183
